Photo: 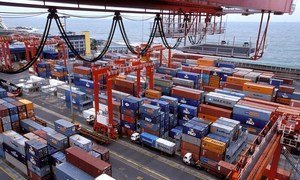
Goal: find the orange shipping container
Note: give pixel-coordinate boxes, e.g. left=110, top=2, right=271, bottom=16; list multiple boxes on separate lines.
left=243, top=82, right=274, bottom=95
left=145, top=89, right=161, bottom=99
left=198, top=113, right=218, bottom=122
left=201, top=137, right=226, bottom=154
left=197, top=58, right=216, bottom=66
left=18, top=99, right=34, bottom=111
left=227, top=76, right=251, bottom=85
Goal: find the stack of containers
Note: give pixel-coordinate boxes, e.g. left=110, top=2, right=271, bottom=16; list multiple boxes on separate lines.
left=46, top=130, right=68, bottom=151
left=121, top=96, right=142, bottom=135
left=26, top=139, right=51, bottom=179
left=2, top=130, right=28, bottom=175
left=1, top=102, right=19, bottom=131
left=176, top=71, right=201, bottom=89
left=150, top=99, right=170, bottom=136
left=276, top=85, right=295, bottom=105
left=192, top=66, right=213, bottom=87
left=65, top=89, right=93, bottom=112
left=139, top=103, right=164, bottom=137
left=233, top=104, right=273, bottom=135
left=50, top=151, right=66, bottom=175
left=243, top=82, right=275, bottom=101
left=154, top=77, right=173, bottom=95
left=73, top=66, right=92, bottom=86
left=258, top=73, right=274, bottom=84
left=51, top=65, right=68, bottom=81
left=0, top=104, right=11, bottom=132
left=200, top=136, right=227, bottom=169
left=18, top=99, right=35, bottom=118
left=37, top=62, right=51, bottom=78
left=10, top=100, right=27, bottom=120
left=208, top=69, right=221, bottom=89
left=160, top=95, right=178, bottom=129
left=178, top=104, right=198, bottom=126
left=171, top=86, right=203, bottom=107
left=181, top=117, right=210, bottom=162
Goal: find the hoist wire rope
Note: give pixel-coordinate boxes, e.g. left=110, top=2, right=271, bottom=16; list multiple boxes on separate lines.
left=54, top=13, right=117, bottom=62
left=122, top=15, right=155, bottom=21
left=0, top=15, right=52, bottom=74
left=57, top=12, right=114, bottom=19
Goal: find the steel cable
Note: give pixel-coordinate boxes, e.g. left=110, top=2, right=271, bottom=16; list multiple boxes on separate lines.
left=0, top=14, right=53, bottom=74
left=57, top=12, right=114, bottom=19
left=54, top=13, right=117, bottom=62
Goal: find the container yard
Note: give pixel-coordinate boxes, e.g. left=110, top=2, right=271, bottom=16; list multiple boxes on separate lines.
left=0, top=0, right=300, bottom=180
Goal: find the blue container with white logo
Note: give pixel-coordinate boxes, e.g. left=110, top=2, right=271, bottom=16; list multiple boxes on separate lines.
left=183, top=122, right=209, bottom=138
left=78, top=79, right=94, bottom=89
left=232, top=113, right=269, bottom=129
left=122, top=96, right=142, bottom=111
left=169, top=126, right=183, bottom=140
left=233, top=104, right=272, bottom=122
left=270, top=78, right=283, bottom=87
left=177, top=71, right=200, bottom=82
left=178, top=114, right=194, bottom=121
left=172, top=95, right=201, bottom=107
left=140, top=132, right=158, bottom=148
left=50, top=151, right=66, bottom=167
left=157, top=67, right=179, bottom=77
left=150, top=100, right=170, bottom=112
left=140, top=104, right=161, bottom=118
left=140, top=120, right=161, bottom=132
left=178, top=104, right=198, bottom=117
left=277, top=92, right=293, bottom=99
left=141, top=113, right=164, bottom=124
left=121, top=107, right=138, bottom=117
left=120, top=120, right=136, bottom=130
left=160, top=95, right=178, bottom=108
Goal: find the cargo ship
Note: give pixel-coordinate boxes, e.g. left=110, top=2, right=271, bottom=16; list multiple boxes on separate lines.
left=0, top=0, right=299, bottom=180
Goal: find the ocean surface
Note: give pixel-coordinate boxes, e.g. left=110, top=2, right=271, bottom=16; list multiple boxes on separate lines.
left=3, top=16, right=300, bottom=68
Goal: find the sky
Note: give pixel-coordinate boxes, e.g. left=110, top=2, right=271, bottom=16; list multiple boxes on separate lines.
left=0, top=0, right=299, bottom=22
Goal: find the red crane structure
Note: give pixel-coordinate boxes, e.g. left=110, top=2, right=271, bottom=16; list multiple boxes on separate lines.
left=92, top=58, right=154, bottom=139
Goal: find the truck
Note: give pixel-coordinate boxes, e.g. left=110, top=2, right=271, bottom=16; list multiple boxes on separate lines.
left=82, top=108, right=95, bottom=125
left=131, top=132, right=176, bottom=156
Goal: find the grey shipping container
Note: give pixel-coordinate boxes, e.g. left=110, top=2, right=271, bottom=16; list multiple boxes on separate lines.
left=2, top=130, right=27, bottom=155
left=210, top=123, right=235, bottom=140
left=1, top=116, right=10, bottom=124
left=69, top=134, right=92, bottom=152
left=5, top=152, right=28, bottom=175
left=25, top=139, right=48, bottom=158
left=46, top=132, right=68, bottom=150
left=182, top=133, right=201, bottom=146
left=2, top=123, right=12, bottom=131
left=21, top=119, right=44, bottom=132
left=155, top=138, right=176, bottom=155
left=55, top=162, right=94, bottom=180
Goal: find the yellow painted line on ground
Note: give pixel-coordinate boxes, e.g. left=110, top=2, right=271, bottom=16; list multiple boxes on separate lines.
left=110, top=151, right=170, bottom=180
left=0, top=166, right=19, bottom=180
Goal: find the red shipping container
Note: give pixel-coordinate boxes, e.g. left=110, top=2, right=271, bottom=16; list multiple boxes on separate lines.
left=198, top=104, right=232, bottom=118
left=198, top=113, right=218, bottom=122
left=33, top=130, right=47, bottom=140
left=73, top=66, right=91, bottom=75
left=200, top=149, right=224, bottom=162
left=122, top=115, right=137, bottom=123
left=181, top=141, right=201, bottom=155
left=279, top=85, right=295, bottom=94
left=28, top=171, right=51, bottom=180
left=290, top=100, right=300, bottom=108
left=237, top=100, right=277, bottom=112
left=203, top=86, right=217, bottom=92
left=66, top=147, right=112, bottom=177
left=92, top=144, right=110, bottom=162
left=0, top=105, right=9, bottom=117
left=244, top=97, right=300, bottom=111
left=172, top=86, right=202, bottom=100
left=217, top=161, right=235, bottom=176
left=182, top=66, right=192, bottom=72
left=114, top=79, right=135, bottom=88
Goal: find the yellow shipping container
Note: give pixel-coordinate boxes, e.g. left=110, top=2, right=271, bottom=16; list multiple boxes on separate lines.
left=201, top=137, right=226, bottom=154
left=243, top=82, right=274, bottom=95
left=227, top=76, right=251, bottom=85
left=18, top=99, right=34, bottom=111
left=145, top=89, right=162, bottom=99
left=196, top=58, right=216, bottom=66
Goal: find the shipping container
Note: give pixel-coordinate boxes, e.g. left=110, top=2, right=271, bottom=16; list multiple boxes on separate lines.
left=46, top=132, right=68, bottom=150
left=92, top=143, right=110, bottom=162
left=140, top=104, right=161, bottom=118
left=201, top=148, right=224, bottom=162
left=54, top=119, right=76, bottom=137
left=50, top=151, right=66, bottom=167
left=198, top=104, right=232, bottom=118
left=66, top=147, right=112, bottom=177
left=210, top=122, right=235, bottom=140
left=140, top=132, right=158, bottom=148
left=2, top=130, right=27, bottom=155
left=182, top=133, right=201, bottom=146
left=69, top=134, right=92, bottom=152
left=25, top=139, right=48, bottom=158
left=95, top=174, right=116, bottom=180
left=145, top=89, right=162, bottom=99
left=21, top=119, right=44, bottom=132
left=5, top=152, right=28, bottom=175
left=121, top=96, right=142, bottom=111
left=201, top=137, right=226, bottom=154
left=178, top=104, right=198, bottom=117
left=243, top=82, right=274, bottom=95
left=55, top=162, right=94, bottom=180
left=205, top=92, right=241, bottom=108
left=155, top=138, right=176, bottom=155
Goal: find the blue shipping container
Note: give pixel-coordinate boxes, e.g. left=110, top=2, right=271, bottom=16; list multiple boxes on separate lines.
left=140, top=104, right=161, bottom=118
left=25, top=139, right=48, bottom=158
left=178, top=104, right=198, bottom=117
left=121, top=96, right=142, bottom=111
left=140, top=132, right=158, bottom=148
left=21, top=119, right=44, bottom=132
left=233, top=104, right=272, bottom=121
left=150, top=100, right=170, bottom=112
left=232, top=113, right=269, bottom=129
left=54, top=119, right=76, bottom=137
left=55, top=162, right=93, bottom=180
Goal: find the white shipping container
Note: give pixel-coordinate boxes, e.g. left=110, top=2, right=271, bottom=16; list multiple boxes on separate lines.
left=69, top=134, right=92, bottom=152
left=205, top=92, right=240, bottom=108
left=5, top=152, right=28, bottom=175
left=155, top=138, right=176, bottom=155
left=2, top=130, right=27, bottom=155
left=210, top=123, right=235, bottom=140
left=95, top=174, right=116, bottom=180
